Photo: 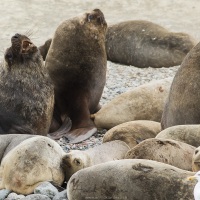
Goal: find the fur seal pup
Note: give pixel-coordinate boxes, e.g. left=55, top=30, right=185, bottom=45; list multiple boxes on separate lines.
left=67, top=159, right=195, bottom=200
left=0, top=136, right=66, bottom=194
left=46, top=9, right=107, bottom=143
left=192, top=146, right=200, bottom=172
left=161, top=41, right=200, bottom=129
left=103, top=120, right=161, bottom=148
left=93, top=78, right=172, bottom=129
left=61, top=140, right=129, bottom=181
left=156, top=125, right=200, bottom=147
left=106, top=20, right=196, bottom=68
left=125, top=138, right=195, bottom=171
left=0, top=33, right=54, bottom=135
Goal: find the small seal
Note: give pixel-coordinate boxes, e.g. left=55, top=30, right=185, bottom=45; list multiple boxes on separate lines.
left=46, top=9, right=107, bottom=143
left=106, top=20, right=196, bottom=68
left=61, top=140, right=129, bottom=181
left=161, top=41, right=200, bottom=129
left=0, top=33, right=54, bottom=135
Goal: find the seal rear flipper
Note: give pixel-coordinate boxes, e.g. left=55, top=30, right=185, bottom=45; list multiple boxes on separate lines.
left=65, top=126, right=97, bottom=144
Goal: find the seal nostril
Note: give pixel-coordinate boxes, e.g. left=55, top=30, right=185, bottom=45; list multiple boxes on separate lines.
left=12, top=33, right=20, bottom=39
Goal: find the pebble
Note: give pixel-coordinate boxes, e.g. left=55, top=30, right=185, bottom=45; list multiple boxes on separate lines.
left=21, top=194, right=51, bottom=200
left=52, top=190, right=68, bottom=200
left=34, top=182, right=59, bottom=199
left=5, top=193, right=25, bottom=200
left=0, top=190, right=11, bottom=200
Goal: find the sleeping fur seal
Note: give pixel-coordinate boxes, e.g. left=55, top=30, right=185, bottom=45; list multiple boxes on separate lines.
left=161, top=41, right=200, bottom=129
left=67, top=159, right=195, bottom=200
left=46, top=9, right=107, bottom=143
left=0, top=136, right=66, bottom=194
left=103, top=120, right=161, bottom=148
left=61, top=140, right=129, bottom=181
left=0, top=33, right=54, bottom=135
left=106, top=20, right=196, bottom=68
left=125, top=138, right=195, bottom=171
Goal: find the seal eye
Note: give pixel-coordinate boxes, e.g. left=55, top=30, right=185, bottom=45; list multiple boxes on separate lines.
left=74, top=158, right=81, bottom=166
left=87, top=14, right=94, bottom=22
left=195, top=150, right=199, bottom=155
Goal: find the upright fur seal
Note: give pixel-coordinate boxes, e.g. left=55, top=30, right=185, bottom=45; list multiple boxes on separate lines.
left=106, top=20, right=196, bottom=68
left=161, top=41, right=200, bottom=129
left=0, top=33, right=54, bottom=135
left=46, top=9, right=107, bottom=143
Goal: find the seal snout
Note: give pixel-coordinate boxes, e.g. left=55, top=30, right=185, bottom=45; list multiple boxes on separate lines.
left=87, top=9, right=107, bottom=26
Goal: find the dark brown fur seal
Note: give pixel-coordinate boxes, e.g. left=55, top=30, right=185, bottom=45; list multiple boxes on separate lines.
left=106, top=20, right=196, bottom=68
left=0, top=33, right=54, bottom=135
left=46, top=9, right=107, bottom=143
left=161, top=41, right=200, bottom=129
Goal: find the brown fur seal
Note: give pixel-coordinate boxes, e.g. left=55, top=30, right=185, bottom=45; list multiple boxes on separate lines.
left=67, top=159, right=195, bottom=200
left=192, top=146, right=200, bottom=172
left=161, top=41, right=200, bottom=129
left=93, top=78, right=172, bottom=129
left=46, top=9, right=107, bottom=143
left=125, top=138, right=195, bottom=171
left=0, top=136, right=66, bottom=194
left=106, top=20, right=196, bottom=68
left=0, top=34, right=54, bottom=135
left=61, top=140, right=129, bottom=181
left=103, top=120, right=161, bottom=148
left=156, top=125, right=200, bottom=147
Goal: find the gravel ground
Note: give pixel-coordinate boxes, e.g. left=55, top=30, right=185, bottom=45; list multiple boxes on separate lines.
left=57, top=61, right=180, bottom=152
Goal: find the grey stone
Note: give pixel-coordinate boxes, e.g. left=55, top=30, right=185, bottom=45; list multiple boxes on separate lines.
left=5, top=193, right=25, bottom=200
left=21, top=194, right=51, bottom=200
left=34, top=182, right=58, bottom=199
left=53, top=190, right=68, bottom=200
left=0, top=189, right=11, bottom=200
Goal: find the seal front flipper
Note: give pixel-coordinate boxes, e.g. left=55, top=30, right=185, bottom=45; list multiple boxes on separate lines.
left=65, top=126, right=97, bottom=144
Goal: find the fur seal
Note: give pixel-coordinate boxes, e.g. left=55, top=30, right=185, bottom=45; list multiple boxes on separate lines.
left=161, top=41, right=200, bottom=129
left=0, top=134, right=35, bottom=162
left=93, top=78, right=172, bottom=129
left=103, top=120, right=161, bottom=148
left=106, top=20, right=196, bottom=68
left=0, top=33, right=54, bottom=135
left=156, top=125, right=200, bottom=147
left=192, top=146, right=200, bottom=172
left=125, top=138, right=195, bottom=171
left=61, top=140, right=129, bottom=181
left=67, top=159, right=195, bottom=200
left=0, top=136, right=66, bottom=194
left=45, top=9, right=107, bottom=143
